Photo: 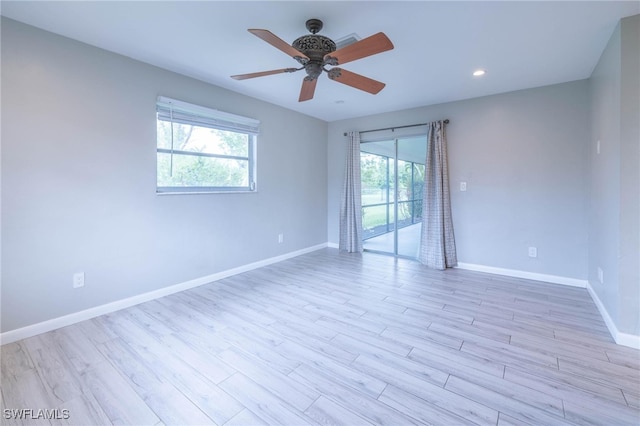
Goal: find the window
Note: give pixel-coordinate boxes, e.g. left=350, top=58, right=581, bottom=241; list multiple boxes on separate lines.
left=156, top=96, right=259, bottom=193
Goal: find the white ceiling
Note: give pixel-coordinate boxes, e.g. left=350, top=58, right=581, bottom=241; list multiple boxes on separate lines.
left=2, top=1, right=638, bottom=122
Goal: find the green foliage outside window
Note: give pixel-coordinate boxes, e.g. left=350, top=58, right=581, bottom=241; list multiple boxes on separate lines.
left=157, top=120, right=251, bottom=189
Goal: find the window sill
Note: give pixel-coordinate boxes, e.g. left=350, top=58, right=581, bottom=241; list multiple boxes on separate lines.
left=156, top=190, right=258, bottom=196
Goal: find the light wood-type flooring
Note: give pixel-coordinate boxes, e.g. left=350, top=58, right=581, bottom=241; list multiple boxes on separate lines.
left=2, top=248, right=639, bottom=425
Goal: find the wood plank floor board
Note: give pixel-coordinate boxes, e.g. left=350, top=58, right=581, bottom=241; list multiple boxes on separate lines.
left=403, top=305, right=476, bottom=325
left=352, top=354, right=498, bottom=424
left=218, top=372, right=315, bottom=426
left=278, top=340, right=387, bottom=399
left=503, top=365, right=629, bottom=408
left=216, top=346, right=320, bottom=412
left=413, top=352, right=566, bottom=418
left=354, top=343, right=450, bottom=386
left=2, top=369, right=58, bottom=423
left=102, top=313, right=235, bottom=387
left=288, top=363, right=422, bottom=426
left=513, top=312, right=610, bottom=336
left=408, top=345, right=506, bottom=379
left=444, top=375, right=571, bottom=425
left=95, top=338, right=216, bottom=425
left=509, top=331, right=610, bottom=363
left=332, top=327, right=413, bottom=357
left=605, top=347, right=640, bottom=370
left=222, top=408, right=269, bottom=426
left=382, top=324, right=464, bottom=351
left=623, top=389, right=640, bottom=408
left=262, top=302, right=324, bottom=324
left=1, top=341, right=35, bottom=381
left=79, top=361, right=160, bottom=425
left=75, top=318, right=120, bottom=346
left=357, top=307, right=433, bottom=333
left=55, top=392, right=113, bottom=426
left=460, top=339, right=559, bottom=370
left=377, top=384, right=480, bottom=426
left=442, top=301, right=516, bottom=323
left=314, top=314, right=387, bottom=337
left=155, top=293, right=231, bottom=334
left=115, top=334, right=244, bottom=425
left=22, top=333, right=85, bottom=406
left=551, top=323, right=619, bottom=345
left=215, top=315, right=285, bottom=351
left=496, top=412, right=531, bottom=426
left=125, top=306, right=181, bottom=339
left=557, top=356, right=640, bottom=393
left=269, top=325, right=359, bottom=364
left=383, top=295, right=445, bottom=312
left=269, top=316, right=340, bottom=342
left=2, top=249, right=639, bottom=425
left=303, top=396, right=374, bottom=426
left=50, top=324, right=110, bottom=375
left=507, top=357, right=632, bottom=406
left=562, top=397, right=640, bottom=426
left=201, top=289, right=278, bottom=328
left=428, top=320, right=512, bottom=345
left=302, top=301, right=367, bottom=322
left=471, top=317, right=556, bottom=340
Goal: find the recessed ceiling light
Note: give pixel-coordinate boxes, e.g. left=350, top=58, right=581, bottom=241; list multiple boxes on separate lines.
left=473, top=69, right=486, bottom=77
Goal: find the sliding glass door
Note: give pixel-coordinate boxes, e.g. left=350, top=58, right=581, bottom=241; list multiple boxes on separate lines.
left=361, top=136, right=426, bottom=258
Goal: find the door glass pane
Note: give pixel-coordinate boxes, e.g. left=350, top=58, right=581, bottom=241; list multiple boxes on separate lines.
left=361, top=136, right=425, bottom=258
left=361, top=140, right=395, bottom=254
left=397, top=136, right=426, bottom=258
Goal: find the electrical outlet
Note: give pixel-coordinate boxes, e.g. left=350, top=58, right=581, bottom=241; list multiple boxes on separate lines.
left=598, top=267, right=604, bottom=284
left=528, top=247, right=537, bottom=258
left=278, top=233, right=284, bottom=243
left=73, top=272, right=85, bottom=288
left=597, top=140, right=601, bottom=155
left=460, top=181, right=467, bottom=191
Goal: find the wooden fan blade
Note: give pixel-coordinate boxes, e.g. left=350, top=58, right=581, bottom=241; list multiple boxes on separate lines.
left=248, top=29, right=309, bottom=61
left=324, top=32, right=393, bottom=66
left=231, top=68, right=298, bottom=80
left=299, top=77, right=318, bottom=102
left=328, top=68, right=386, bottom=94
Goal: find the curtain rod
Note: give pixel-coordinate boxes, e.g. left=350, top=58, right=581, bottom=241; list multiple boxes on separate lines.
left=343, top=119, right=449, bottom=137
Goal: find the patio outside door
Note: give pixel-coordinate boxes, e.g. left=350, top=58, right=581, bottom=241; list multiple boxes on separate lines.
left=360, top=136, right=426, bottom=258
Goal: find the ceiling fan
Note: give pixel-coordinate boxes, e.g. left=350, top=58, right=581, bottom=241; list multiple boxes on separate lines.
left=231, top=19, right=394, bottom=102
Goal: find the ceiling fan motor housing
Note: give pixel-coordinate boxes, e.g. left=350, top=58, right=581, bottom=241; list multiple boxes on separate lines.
left=292, top=19, right=336, bottom=80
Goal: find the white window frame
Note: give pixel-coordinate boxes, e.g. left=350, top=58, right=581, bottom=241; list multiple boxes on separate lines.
left=156, top=96, right=259, bottom=194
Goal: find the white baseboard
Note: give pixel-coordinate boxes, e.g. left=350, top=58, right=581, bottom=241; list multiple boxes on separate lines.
left=5, top=248, right=638, bottom=350
left=455, top=262, right=640, bottom=349
left=455, top=262, right=588, bottom=288
left=327, top=242, right=339, bottom=249
left=0, top=243, right=328, bottom=345
left=586, top=282, right=640, bottom=350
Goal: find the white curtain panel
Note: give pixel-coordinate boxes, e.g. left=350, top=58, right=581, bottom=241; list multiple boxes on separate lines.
left=339, top=131, right=363, bottom=253
left=419, top=121, right=457, bottom=269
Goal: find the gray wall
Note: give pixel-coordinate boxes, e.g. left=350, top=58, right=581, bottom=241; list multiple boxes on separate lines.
left=589, top=15, right=640, bottom=336
left=328, top=81, right=590, bottom=280
left=1, top=18, right=328, bottom=333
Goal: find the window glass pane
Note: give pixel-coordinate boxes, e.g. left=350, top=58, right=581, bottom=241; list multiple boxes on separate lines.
left=157, top=120, right=249, bottom=157
left=157, top=152, right=249, bottom=188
